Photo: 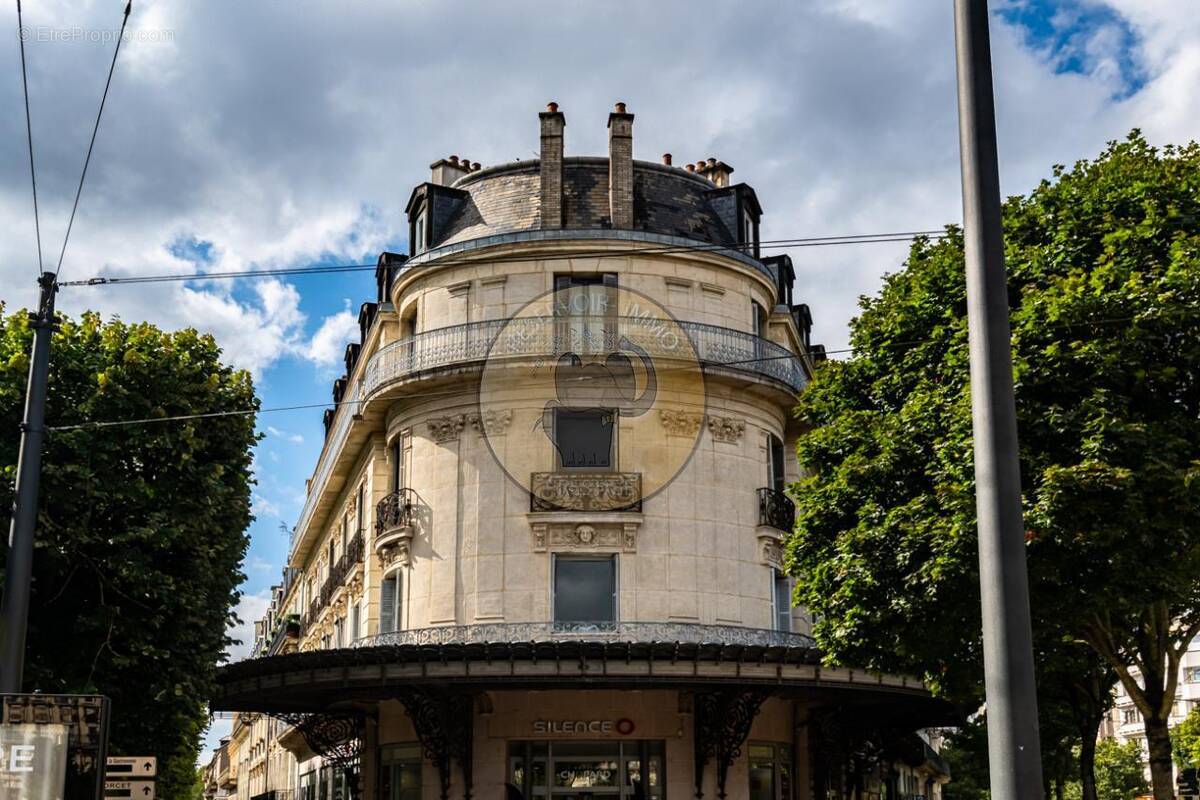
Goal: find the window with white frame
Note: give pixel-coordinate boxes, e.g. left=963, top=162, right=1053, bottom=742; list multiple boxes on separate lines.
left=772, top=569, right=792, bottom=633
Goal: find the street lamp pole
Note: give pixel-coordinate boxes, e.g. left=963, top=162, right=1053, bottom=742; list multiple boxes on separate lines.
left=952, top=1, right=1045, bottom=797
left=0, top=272, right=57, bottom=693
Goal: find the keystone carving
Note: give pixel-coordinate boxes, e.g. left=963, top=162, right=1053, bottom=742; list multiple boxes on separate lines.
left=529, top=517, right=641, bottom=553
left=428, top=415, right=468, bottom=443
left=707, top=415, right=746, bottom=444
left=659, top=409, right=704, bottom=438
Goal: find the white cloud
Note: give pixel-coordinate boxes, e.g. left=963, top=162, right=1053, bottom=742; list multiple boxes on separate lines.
left=266, top=425, right=304, bottom=444
left=252, top=493, right=281, bottom=518
left=306, top=301, right=359, bottom=368
left=222, top=589, right=271, bottom=664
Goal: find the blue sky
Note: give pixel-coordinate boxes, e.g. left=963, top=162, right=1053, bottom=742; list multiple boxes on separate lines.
left=0, top=0, right=1194, bottom=761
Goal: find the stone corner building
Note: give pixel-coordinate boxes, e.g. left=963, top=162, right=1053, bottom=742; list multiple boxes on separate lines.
left=211, top=103, right=955, bottom=800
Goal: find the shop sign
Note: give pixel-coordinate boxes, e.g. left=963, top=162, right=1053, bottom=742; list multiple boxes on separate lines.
left=0, top=723, right=69, bottom=800
left=532, top=718, right=636, bottom=735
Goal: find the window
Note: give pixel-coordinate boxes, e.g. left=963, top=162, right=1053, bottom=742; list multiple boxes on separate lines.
left=1122, top=707, right=1139, bottom=725
left=554, top=408, right=616, bottom=470
left=334, top=617, right=344, bottom=649
left=380, top=570, right=402, bottom=634
left=554, top=273, right=617, bottom=354
left=350, top=601, right=360, bottom=644
left=553, top=555, right=617, bottom=630
left=768, top=434, right=785, bottom=492
left=392, top=432, right=410, bottom=492
left=1187, top=667, right=1200, bottom=683
left=772, top=570, right=792, bottom=633
left=380, top=744, right=422, bottom=800
left=356, top=484, right=365, bottom=535
left=413, top=210, right=427, bottom=254
left=748, top=743, right=792, bottom=800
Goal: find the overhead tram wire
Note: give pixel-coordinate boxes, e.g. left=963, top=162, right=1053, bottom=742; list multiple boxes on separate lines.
left=56, top=229, right=951, bottom=287
left=52, top=0, right=132, bottom=283
left=16, top=0, right=45, bottom=277
left=43, top=303, right=1200, bottom=434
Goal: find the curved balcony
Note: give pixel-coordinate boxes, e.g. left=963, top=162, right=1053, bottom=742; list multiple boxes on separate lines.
left=757, top=487, right=796, bottom=533
left=362, top=316, right=807, bottom=398
left=374, top=488, right=418, bottom=561
left=353, top=621, right=814, bottom=649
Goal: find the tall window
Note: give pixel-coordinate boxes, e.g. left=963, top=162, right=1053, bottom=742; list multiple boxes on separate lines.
left=768, top=434, right=785, bottom=493
left=334, top=617, right=344, bottom=649
left=748, top=743, right=792, bottom=800
left=413, top=210, right=427, bottom=254
left=356, top=484, right=365, bottom=535
left=350, top=601, right=360, bottom=644
left=772, top=569, right=792, bottom=633
left=380, top=570, right=402, bottom=634
left=392, top=432, right=409, bottom=492
left=554, top=408, right=615, bottom=470
left=380, top=744, right=422, bottom=800
left=554, top=273, right=617, bottom=353
left=553, top=555, right=617, bottom=630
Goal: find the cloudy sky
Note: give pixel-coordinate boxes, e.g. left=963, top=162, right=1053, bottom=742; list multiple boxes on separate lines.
left=1, top=0, right=1195, bottom=761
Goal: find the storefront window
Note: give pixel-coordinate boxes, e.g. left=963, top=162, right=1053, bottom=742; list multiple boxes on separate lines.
left=380, top=744, right=422, bottom=800
left=748, top=743, right=792, bottom=800
left=508, top=740, right=663, bottom=799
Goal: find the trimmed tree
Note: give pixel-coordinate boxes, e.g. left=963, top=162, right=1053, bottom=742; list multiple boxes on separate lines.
left=0, top=309, right=259, bottom=798
left=786, top=133, right=1200, bottom=799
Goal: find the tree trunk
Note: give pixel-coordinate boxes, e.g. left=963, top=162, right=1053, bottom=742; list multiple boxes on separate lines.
left=1078, top=729, right=1098, bottom=800
left=1054, top=772, right=1065, bottom=800
left=1145, top=714, right=1176, bottom=800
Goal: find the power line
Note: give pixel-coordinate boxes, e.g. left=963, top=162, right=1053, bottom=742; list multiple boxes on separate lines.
left=56, top=230, right=950, bottom=287
left=16, top=0, right=44, bottom=277
left=52, top=0, right=131, bottom=282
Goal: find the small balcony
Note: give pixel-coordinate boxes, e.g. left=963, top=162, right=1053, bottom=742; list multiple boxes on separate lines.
left=530, top=472, right=642, bottom=512
left=757, top=487, right=795, bottom=533
left=374, top=488, right=418, bottom=555
left=300, top=532, right=364, bottom=634
left=266, top=613, right=300, bottom=657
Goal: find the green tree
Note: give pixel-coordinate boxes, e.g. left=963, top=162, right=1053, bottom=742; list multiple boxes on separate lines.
left=0, top=310, right=259, bottom=798
left=786, top=133, right=1200, bottom=800
left=942, top=721, right=991, bottom=800
left=1173, top=704, right=1200, bottom=769
left=1065, top=739, right=1149, bottom=800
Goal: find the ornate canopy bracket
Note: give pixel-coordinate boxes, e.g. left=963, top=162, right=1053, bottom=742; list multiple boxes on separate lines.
left=271, top=712, right=365, bottom=798
left=692, top=689, right=770, bottom=799
left=397, top=689, right=475, bottom=800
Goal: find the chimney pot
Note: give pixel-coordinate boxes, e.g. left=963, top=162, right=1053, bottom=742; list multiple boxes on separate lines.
left=662, top=153, right=672, bottom=166
left=459, top=156, right=469, bottom=167
left=547, top=101, right=559, bottom=113
left=449, top=155, right=459, bottom=164
left=707, top=157, right=717, bottom=167
left=615, top=101, right=627, bottom=113
left=685, top=163, right=696, bottom=172
left=472, top=162, right=481, bottom=171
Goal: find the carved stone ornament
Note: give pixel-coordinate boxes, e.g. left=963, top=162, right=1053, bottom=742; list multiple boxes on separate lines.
left=759, top=535, right=784, bottom=569
left=528, top=513, right=642, bottom=553
left=427, top=415, right=468, bottom=443
left=529, top=472, right=641, bottom=512
left=468, top=409, right=513, bottom=436
left=707, top=415, right=746, bottom=443
left=659, top=409, right=704, bottom=438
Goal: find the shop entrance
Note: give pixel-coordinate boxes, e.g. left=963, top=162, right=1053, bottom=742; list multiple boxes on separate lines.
left=507, top=740, right=665, bottom=799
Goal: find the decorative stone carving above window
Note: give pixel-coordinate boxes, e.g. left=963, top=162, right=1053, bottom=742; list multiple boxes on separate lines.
left=468, top=409, right=513, bottom=437
left=707, top=415, right=746, bottom=443
left=659, top=409, right=704, bottom=438
left=527, top=512, right=643, bottom=553
left=428, top=414, right=468, bottom=443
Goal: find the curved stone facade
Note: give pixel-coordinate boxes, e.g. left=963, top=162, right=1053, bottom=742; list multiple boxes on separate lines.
left=220, top=104, right=950, bottom=800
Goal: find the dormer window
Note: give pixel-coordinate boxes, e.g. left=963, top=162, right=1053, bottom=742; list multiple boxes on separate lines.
left=413, top=208, right=427, bottom=254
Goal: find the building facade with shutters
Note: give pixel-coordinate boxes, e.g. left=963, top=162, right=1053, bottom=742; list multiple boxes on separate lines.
left=213, top=103, right=953, bottom=800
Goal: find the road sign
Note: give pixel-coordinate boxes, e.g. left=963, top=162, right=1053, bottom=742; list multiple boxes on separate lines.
left=106, top=756, right=157, bottom=777
left=104, top=779, right=156, bottom=799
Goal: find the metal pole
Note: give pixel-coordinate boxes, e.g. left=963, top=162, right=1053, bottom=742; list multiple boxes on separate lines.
left=952, top=1, right=1045, bottom=797
left=0, top=272, right=57, bottom=693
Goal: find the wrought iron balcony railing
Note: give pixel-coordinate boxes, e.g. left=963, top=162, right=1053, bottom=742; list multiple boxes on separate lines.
left=266, top=613, right=301, bottom=657
left=354, top=621, right=814, bottom=649
left=300, top=532, right=364, bottom=634
left=757, top=487, right=795, bottom=533
left=530, top=472, right=642, bottom=512
left=375, top=489, right=417, bottom=541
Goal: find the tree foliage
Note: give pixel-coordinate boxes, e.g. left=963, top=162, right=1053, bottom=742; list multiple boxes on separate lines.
left=0, top=310, right=259, bottom=798
left=1065, top=740, right=1149, bottom=800
left=1174, top=704, right=1200, bottom=769
left=786, top=133, right=1200, bottom=797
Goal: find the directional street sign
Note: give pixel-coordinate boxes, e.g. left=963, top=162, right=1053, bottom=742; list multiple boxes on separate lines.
left=106, top=755, right=157, bottom=777
left=103, top=779, right=156, bottom=799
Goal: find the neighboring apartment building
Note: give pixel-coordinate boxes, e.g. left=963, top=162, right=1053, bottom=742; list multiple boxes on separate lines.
left=1102, top=637, right=1200, bottom=785
left=212, top=103, right=954, bottom=799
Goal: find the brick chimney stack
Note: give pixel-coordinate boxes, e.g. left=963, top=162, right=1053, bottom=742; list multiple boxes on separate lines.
left=430, top=155, right=470, bottom=187
left=608, top=102, right=635, bottom=229
left=539, top=102, right=566, bottom=229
